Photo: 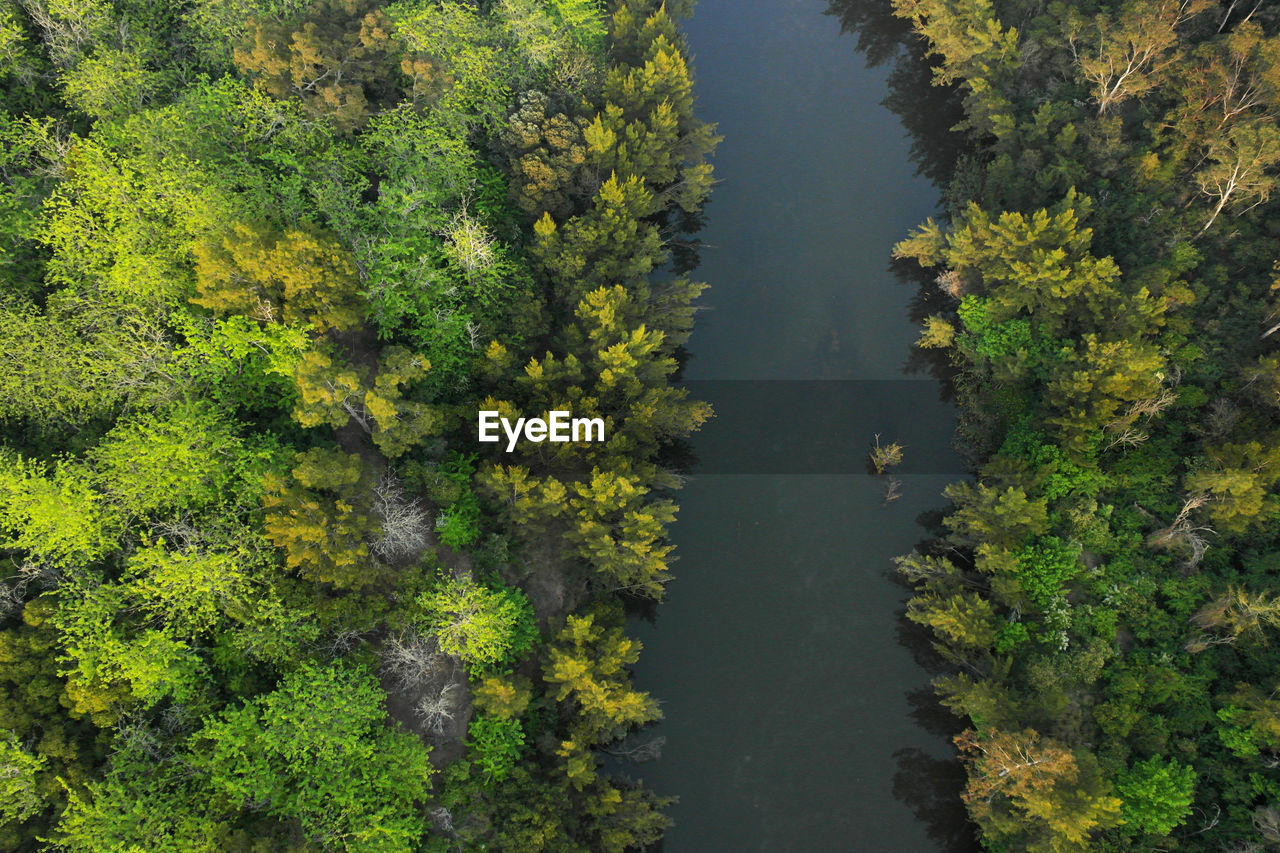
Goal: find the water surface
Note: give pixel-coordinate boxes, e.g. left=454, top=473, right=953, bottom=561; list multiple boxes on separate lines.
left=632, top=2, right=976, bottom=850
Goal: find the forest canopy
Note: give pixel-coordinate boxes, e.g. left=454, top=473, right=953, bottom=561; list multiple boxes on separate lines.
left=0, top=0, right=713, bottom=850
left=874, top=0, right=1280, bottom=849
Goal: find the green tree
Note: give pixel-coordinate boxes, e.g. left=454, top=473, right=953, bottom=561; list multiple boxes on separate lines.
left=418, top=576, right=536, bottom=671
left=87, top=400, right=270, bottom=517
left=890, top=0, right=1018, bottom=133
left=588, top=9, right=718, bottom=211
left=0, top=453, right=120, bottom=569
left=0, top=728, right=44, bottom=826
left=497, top=0, right=606, bottom=91
left=0, top=597, right=98, bottom=836
left=506, top=285, right=710, bottom=474
left=171, top=312, right=310, bottom=409
left=0, top=300, right=176, bottom=426
left=55, top=582, right=205, bottom=716
left=906, top=591, right=999, bottom=651
left=54, top=746, right=230, bottom=853
left=1171, top=21, right=1280, bottom=140
left=467, top=714, right=525, bottom=782
left=123, top=538, right=265, bottom=636
left=1116, top=756, right=1195, bottom=836
left=40, top=137, right=229, bottom=308
left=190, top=661, right=434, bottom=852
left=391, top=0, right=515, bottom=133
left=60, top=46, right=157, bottom=120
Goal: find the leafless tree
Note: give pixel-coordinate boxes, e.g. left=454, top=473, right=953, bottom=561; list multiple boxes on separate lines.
left=323, top=629, right=366, bottom=657
left=1105, top=386, right=1179, bottom=450
left=1187, top=586, right=1280, bottom=652
left=1255, top=804, right=1280, bottom=844
left=429, top=806, right=455, bottom=834
left=371, top=470, right=431, bottom=563
left=1205, top=397, right=1242, bottom=438
left=113, top=716, right=164, bottom=762
left=17, top=0, right=112, bottom=67
left=1, top=560, right=61, bottom=608
left=936, top=269, right=965, bottom=299
left=149, top=519, right=204, bottom=549
left=382, top=631, right=446, bottom=691
left=0, top=584, right=20, bottom=621
left=415, top=683, right=463, bottom=737
left=1147, top=492, right=1214, bottom=568
left=440, top=203, right=496, bottom=282
left=1187, top=803, right=1221, bottom=836
left=1219, top=0, right=1264, bottom=33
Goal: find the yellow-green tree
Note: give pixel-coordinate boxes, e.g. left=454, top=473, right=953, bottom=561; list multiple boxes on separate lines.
left=234, top=0, right=403, bottom=133
left=291, top=346, right=437, bottom=457
left=533, top=174, right=665, bottom=311
left=0, top=453, right=121, bottom=569
left=957, top=727, right=1123, bottom=850
left=543, top=611, right=660, bottom=745
left=1066, top=1, right=1210, bottom=115
left=570, top=466, right=677, bottom=598
left=193, top=221, right=363, bottom=333
left=1184, top=437, right=1280, bottom=532
left=261, top=450, right=379, bottom=589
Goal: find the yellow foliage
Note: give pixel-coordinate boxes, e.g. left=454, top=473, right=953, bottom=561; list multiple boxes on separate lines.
left=193, top=222, right=362, bottom=333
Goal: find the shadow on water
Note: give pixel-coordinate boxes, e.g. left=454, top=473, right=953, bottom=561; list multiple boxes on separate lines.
left=824, top=4, right=981, bottom=851
left=887, top=609, right=980, bottom=852
left=824, top=0, right=966, bottom=187
left=893, top=746, right=980, bottom=853
left=901, top=255, right=963, bottom=399
left=893, top=585, right=982, bottom=853
left=824, top=0, right=968, bottom=398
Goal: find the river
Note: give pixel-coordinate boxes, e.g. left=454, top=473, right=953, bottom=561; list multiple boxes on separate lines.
left=631, top=1, right=977, bottom=850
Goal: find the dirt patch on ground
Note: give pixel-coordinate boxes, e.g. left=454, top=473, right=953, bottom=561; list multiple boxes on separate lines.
left=514, top=530, right=583, bottom=633
left=381, top=651, right=474, bottom=769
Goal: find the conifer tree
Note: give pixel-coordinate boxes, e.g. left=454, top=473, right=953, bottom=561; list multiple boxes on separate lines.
left=543, top=611, right=660, bottom=743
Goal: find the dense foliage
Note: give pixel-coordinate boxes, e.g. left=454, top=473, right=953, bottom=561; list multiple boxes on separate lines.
left=880, top=0, right=1280, bottom=849
left=0, top=0, right=713, bottom=850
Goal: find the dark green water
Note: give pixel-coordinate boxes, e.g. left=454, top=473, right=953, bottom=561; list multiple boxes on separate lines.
left=631, top=2, right=977, bottom=850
